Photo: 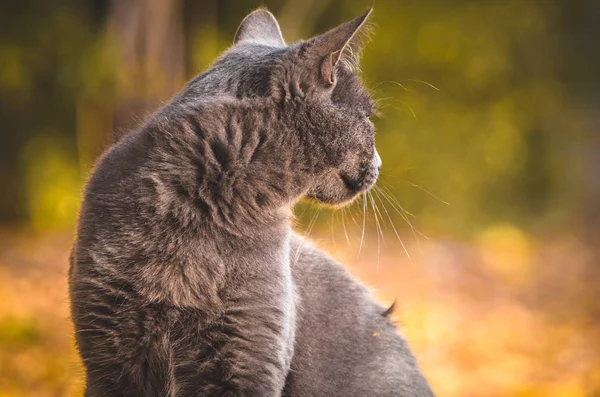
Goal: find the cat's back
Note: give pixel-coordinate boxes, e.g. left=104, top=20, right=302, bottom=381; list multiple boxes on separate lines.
left=80, top=128, right=153, bottom=217
left=69, top=127, right=230, bottom=396
left=287, top=236, right=435, bottom=397
left=73, top=123, right=186, bottom=272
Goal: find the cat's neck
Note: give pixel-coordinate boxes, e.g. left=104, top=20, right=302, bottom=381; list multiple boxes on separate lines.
left=145, top=97, right=311, bottom=237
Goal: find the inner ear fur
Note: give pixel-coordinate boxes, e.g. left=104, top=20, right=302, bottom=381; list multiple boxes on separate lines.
left=306, top=8, right=373, bottom=85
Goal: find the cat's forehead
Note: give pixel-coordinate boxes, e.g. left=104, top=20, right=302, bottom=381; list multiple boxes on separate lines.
left=220, top=42, right=285, bottom=65
left=332, top=69, right=375, bottom=113
left=196, top=39, right=373, bottom=110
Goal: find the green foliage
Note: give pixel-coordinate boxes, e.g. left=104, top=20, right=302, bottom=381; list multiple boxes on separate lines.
left=0, top=317, right=41, bottom=346
left=0, top=1, right=113, bottom=226
left=0, top=0, right=596, bottom=237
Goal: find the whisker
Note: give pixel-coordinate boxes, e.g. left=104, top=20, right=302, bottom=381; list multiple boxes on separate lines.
left=398, top=101, right=417, bottom=120
left=305, top=209, right=320, bottom=239
left=402, top=78, right=440, bottom=91
left=374, top=96, right=395, bottom=104
left=341, top=208, right=351, bottom=247
left=347, top=203, right=360, bottom=227
left=358, top=191, right=367, bottom=256
left=294, top=209, right=320, bottom=264
left=330, top=211, right=341, bottom=259
left=373, top=187, right=412, bottom=261
left=378, top=181, right=417, bottom=218
left=379, top=186, right=425, bottom=255
left=292, top=203, right=310, bottom=227
left=377, top=185, right=429, bottom=241
left=368, top=191, right=382, bottom=273
left=378, top=186, right=421, bottom=234
left=371, top=190, right=387, bottom=246
left=402, top=180, right=450, bottom=205
left=370, top=191, right=388, bottom=247
left=375, top=80, right=413, bottom=92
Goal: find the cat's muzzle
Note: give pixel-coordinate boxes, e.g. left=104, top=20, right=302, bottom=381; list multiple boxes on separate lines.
left=342, top=151, right=381, bottom=193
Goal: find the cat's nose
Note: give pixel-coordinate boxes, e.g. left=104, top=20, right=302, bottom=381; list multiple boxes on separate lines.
left=374, top=150, right=382, bottom=171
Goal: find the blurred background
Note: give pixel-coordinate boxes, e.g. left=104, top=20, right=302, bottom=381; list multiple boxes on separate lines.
left=1, top=0, right=599, bottom=396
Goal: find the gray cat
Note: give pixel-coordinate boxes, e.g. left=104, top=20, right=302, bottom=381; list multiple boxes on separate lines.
left=69, top=7, right=434, bottom=397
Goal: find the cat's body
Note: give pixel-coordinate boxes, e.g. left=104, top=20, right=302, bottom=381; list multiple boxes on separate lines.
left=70, top=100, right=299, bottom=396
left=70, top=8, right=434, bottom=397
left=287, top=235, right=435, bottom=396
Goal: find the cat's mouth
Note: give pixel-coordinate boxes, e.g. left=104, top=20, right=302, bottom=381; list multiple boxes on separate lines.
left=306, top=153, right=382, bottom=205
left=339, top=151, right=381, bottom=194
left=339, top=152, right=381, bottom=196
left=339, top=169, right=378, bottom=194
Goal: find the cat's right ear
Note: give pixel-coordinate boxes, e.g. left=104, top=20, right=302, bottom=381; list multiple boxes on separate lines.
left=234, top=9, right=286, bottom=48
left=303, top=8, right=372, bottom=86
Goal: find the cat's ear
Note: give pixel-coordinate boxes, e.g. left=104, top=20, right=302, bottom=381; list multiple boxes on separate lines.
left=234, top=9, right=286, bottom=48
left=305, top=8, right=372, bottom=86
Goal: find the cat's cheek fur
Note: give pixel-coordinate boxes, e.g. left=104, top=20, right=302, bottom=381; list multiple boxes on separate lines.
left=306, top=171, right=357, bottom=205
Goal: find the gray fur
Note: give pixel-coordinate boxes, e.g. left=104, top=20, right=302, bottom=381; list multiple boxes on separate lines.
left=69, top=8, right=433, bottom=397
left=285, top=235, right=435, bottom=396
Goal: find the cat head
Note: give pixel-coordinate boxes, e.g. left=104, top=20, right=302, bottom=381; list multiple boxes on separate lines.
left=188, top=8, right=380, bottom=206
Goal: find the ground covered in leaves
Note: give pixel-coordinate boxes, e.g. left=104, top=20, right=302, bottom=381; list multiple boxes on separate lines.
left=1, top=228, right=598, bottom=396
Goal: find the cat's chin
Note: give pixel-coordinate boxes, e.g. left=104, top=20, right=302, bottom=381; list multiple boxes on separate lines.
left=305, top=190, right=364, bottom=209
left=306, top=181, right=378, bottom=208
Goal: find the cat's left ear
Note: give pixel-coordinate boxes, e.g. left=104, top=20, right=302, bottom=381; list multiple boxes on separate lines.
left=234, top=9, right=286, bottom=48
left=304, top=8, right=372, bottom=86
